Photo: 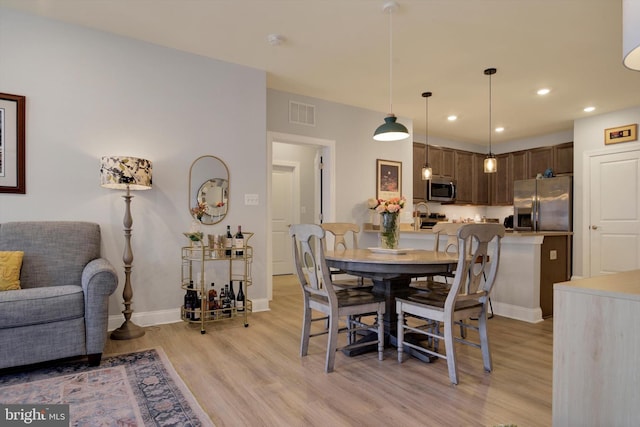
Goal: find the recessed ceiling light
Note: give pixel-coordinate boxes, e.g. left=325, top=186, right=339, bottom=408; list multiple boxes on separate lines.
left=537, top=88, right=550, bottom=95
left=584, top=106, right=596, bottom=112
left=447, top=115, right=457, bottom=121
left=267, top=34, right=284, bottom=46
left=495, top=127, right=504, bottom=132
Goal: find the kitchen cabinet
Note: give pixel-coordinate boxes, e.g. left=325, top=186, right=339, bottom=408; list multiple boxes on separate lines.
left=428, top=146, right=455, bottom=178
left=412, top=142, right=573, bottom=206
left=412, top=142, right=427, bottom=202
left=454, top=150, right=474, bottom=203
left=473, top=153, right=490, bottom=205
left=539, top=235, right=571, bottom=318
left=528, top=146, right=554, bottom=178
left=511, top=150, right=528, bottom=182
left=490, top=153, right=512, bottom=205
left=553, top=142, right=573, bottom=175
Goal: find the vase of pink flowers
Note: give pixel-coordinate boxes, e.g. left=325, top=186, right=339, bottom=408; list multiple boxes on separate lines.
left=368, top=197, right=405, bottom=249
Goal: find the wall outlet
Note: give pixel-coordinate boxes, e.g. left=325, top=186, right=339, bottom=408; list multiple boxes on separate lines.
left=244, top=194, right=259, bottom=205
left=550, top=250, right=557, bottom=260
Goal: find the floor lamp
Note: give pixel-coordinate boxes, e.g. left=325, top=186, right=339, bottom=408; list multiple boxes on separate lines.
left=100, top=156, right=152, bottom=340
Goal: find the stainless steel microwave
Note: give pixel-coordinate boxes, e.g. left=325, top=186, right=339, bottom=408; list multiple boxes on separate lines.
left=427, top=177, right=456, bottom=203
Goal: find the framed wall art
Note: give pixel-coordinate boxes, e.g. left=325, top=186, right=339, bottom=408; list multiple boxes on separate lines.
left=376, top=159, right=402, bottom=200
left=0, top=93, right=26, bottom=194
left=604, top=123, right=637, bottom=145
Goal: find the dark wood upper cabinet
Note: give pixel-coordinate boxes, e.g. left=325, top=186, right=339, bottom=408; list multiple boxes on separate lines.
left=490, top=153, right=513, bottom=205
left=553, top=142, right=574, bottom=175
left=511, top=150, right=529, bottom=182
left=473, top=153, right=490, bottom=205
left=528, top=146, right=554, bottom=178
left=412, top=142, right=427, bottom=202
left=412, top=142, right=573, bottom=206
left=429, top=146, right=455, bottom=178
left=454, top=151, right=474, bottom=203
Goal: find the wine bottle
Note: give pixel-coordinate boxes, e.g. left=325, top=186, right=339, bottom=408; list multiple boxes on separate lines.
left=208, top=283, right=217, bottom=319
left=192, top=291, right=201, bottom=321
left=184, top=290, right=192, bottom=320
left=219, top=285, right=226, bottom=313
left=228, top=281, right=236, bottom=308
left=223, top=284, right=232, bottom=317
left=235, top=225, right=244, bottom=256
left=225, top=225, right=233, bottom=257
left=236, top=280, right=245, bottom=312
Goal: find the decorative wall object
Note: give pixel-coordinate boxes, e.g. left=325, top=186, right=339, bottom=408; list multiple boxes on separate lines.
left=0, top=93, right=26, bottom=194
left=376, top=159, right=402, bottom=200
left=604, top=124, right=638, bottom=145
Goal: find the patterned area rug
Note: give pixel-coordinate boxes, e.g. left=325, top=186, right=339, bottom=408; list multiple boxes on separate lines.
left=0, top=347, right=214, bottom=427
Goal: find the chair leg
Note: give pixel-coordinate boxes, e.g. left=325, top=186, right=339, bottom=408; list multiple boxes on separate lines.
left=478, top=308, right=493, bottom=372
left=325, top=313, right=340, bottom=373
left=444, top=318, right=458, bottom=385
left=301, top=306, right=312, bottom=357
left=397, top=305, right=405, bottom=363
left=377, top=307, right=384, bottom=361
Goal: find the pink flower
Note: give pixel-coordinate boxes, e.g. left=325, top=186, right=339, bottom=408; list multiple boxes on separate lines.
left=371, top=196, right=406, bottom=214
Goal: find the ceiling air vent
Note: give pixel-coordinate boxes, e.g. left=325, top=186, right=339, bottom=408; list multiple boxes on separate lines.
left=289, top=101, right=316, bottom=127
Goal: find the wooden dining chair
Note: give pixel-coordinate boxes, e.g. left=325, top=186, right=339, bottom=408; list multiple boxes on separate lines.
left=396, top=223, right=505, bottom=384
left=411, top=222, right=463, bottom=292
left=321, top=222, right=372, bottom=290
left=289, top=224, right=386, bottom=373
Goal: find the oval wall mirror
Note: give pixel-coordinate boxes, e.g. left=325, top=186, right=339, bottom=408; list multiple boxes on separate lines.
left=189, top=155, right=229, bottom=225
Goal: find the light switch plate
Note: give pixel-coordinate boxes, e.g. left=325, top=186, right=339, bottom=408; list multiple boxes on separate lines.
left=244, top=194, right=259, bottom=205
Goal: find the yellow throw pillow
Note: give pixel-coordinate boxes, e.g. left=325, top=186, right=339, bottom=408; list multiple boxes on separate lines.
left=0, top=251, right=24, bottom=291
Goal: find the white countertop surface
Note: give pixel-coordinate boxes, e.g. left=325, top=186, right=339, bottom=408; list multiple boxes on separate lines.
left=554, top=269, right=640, bottom=300
left=363, top=223, right=572, bottom=237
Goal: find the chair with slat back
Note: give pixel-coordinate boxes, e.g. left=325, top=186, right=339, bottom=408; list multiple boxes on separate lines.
left=289, top=224, right=386, bottom=373
left=411, top=222, right=464, bottom=291
left=396, top=223, right=505, bottom=384
left=321, top=222, right=372, bottom=290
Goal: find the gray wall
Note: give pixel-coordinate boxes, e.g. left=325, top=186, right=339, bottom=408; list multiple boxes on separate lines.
left=0, top=8, right=268, bottom=322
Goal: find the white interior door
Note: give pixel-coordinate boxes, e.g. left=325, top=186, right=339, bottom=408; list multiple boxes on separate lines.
left=271, top=164, right=298, bottom=275
left=589, top=149, right=640, bottom=275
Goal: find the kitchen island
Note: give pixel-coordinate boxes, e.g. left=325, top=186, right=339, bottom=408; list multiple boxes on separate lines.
left=361, top=225, right=572, bottom=323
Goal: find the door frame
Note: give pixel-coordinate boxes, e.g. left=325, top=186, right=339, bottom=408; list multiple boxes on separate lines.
left=266, top=131, right=336, bottom=300
left=583, top=142, right=640, bottom=278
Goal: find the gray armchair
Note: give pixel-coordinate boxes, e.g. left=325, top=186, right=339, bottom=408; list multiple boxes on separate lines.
left=0, top=221, right=118, bottom=369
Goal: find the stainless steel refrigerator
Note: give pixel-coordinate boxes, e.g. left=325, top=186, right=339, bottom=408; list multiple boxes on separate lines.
left=513, top=176, right=572, bottom=231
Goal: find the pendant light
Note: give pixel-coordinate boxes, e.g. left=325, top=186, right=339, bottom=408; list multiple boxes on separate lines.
left=483, top=67, right=498, bottom=174
left=421, top=91, right=433, bottom=180
left=373, top=1, right=409, bottom=142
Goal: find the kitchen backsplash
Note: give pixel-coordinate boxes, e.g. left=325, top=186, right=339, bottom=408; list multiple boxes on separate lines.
left=403, top=202, right=513, bottom=225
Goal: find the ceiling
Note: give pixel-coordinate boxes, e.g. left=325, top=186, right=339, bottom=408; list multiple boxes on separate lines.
left=1, top=0, right=639, bottom=146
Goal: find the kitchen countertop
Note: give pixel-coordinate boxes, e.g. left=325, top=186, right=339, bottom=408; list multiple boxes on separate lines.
left=362, top=223, right=573, bottom=237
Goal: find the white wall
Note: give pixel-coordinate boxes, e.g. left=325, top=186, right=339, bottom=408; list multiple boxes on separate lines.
left=267, top=89, right=414, bottom=224
left=573, top=105, right=640, bottom=277
left=0, top=8, right=268, bottom=324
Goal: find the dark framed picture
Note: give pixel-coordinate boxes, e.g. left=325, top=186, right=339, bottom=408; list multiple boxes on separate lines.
left=604, top=123, right=637, bottom=145
left=376, top=159, right=402, bottom=200
left=0, top=93, right=26, bottom=194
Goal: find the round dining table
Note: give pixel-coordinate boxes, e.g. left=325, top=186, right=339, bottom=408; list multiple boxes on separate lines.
left=324, top=248, right=459, bottom=356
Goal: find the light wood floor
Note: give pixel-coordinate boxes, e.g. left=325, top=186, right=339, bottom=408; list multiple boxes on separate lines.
left=104, top=275, right=553, bottom=427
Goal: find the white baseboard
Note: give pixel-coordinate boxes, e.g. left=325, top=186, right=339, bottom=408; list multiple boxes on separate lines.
left=108, top=298, right=271, bottom=331
left=491, top=301, right=544, bottom=324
